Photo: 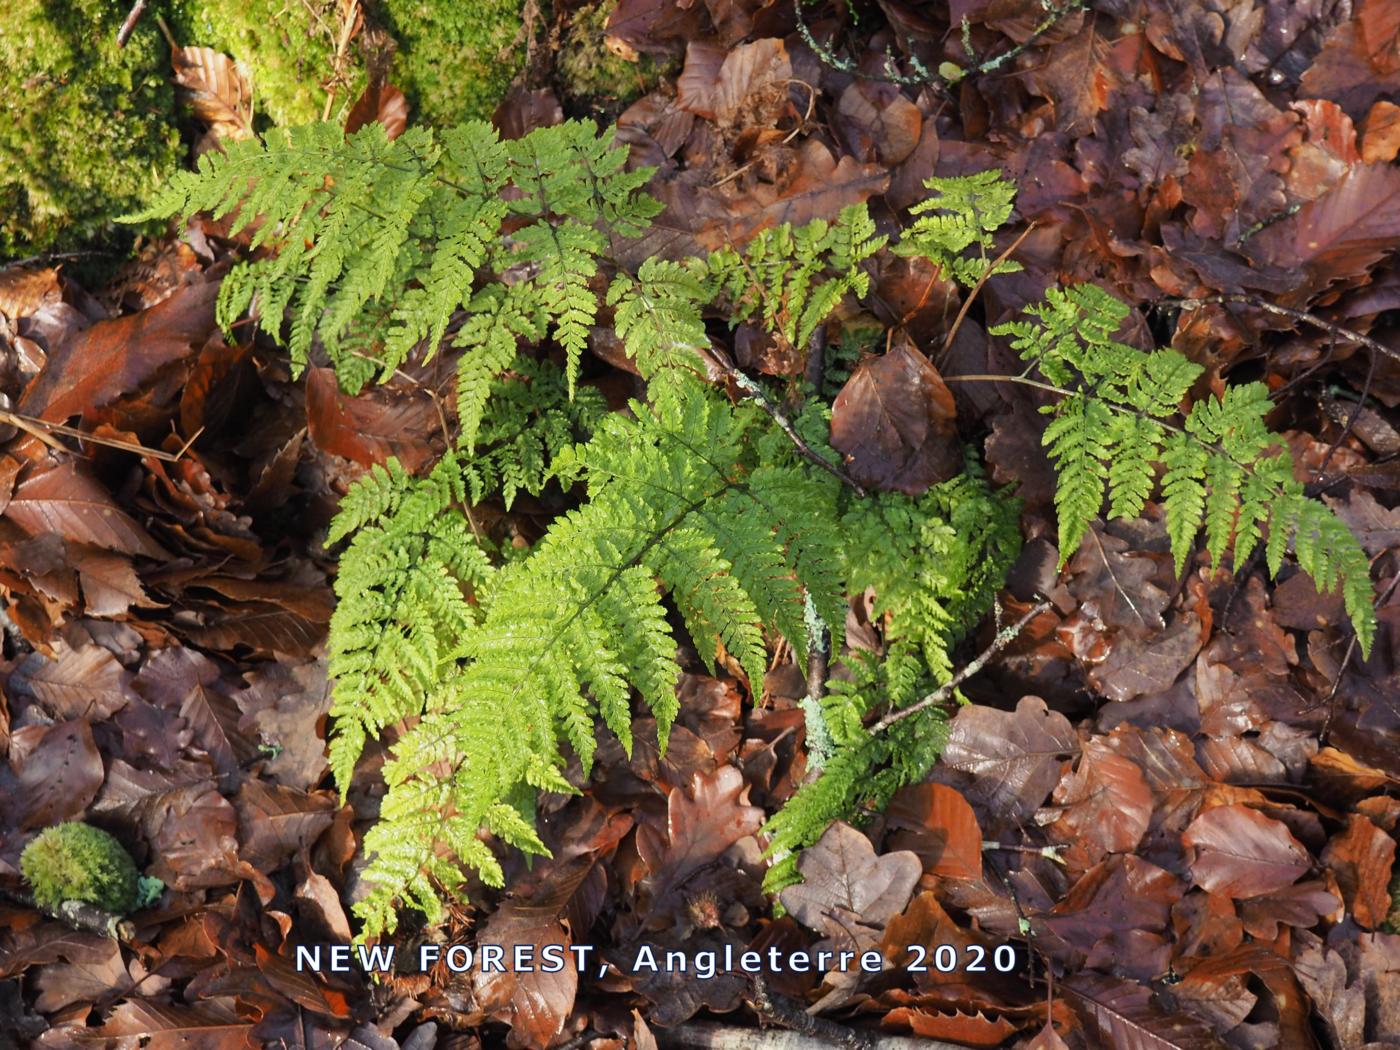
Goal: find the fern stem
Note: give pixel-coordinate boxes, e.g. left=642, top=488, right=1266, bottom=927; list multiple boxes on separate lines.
left=869, top=599, right=1050, bottom=733
left=939, top=223, right=1037, bottom=363
left=720, top=361, right=868, bottom=496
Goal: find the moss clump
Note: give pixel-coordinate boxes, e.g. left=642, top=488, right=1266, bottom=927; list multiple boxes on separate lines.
left=0, top=0, right=181, bottom=258
left=558, top=3, right=677, bottom=109
left=168, top=0, right=361, bottom=127
left=378, top=0, right=525, bottom=125
left=20, top=823, right=140, bottom=914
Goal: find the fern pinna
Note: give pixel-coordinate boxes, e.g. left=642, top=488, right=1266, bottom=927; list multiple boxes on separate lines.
left=991, top=284, right=1376, bottom=654
left=140, top=126, right=1378, bottom=937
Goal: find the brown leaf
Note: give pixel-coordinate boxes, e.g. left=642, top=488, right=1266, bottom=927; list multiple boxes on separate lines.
left=345, top=80, right=409, bottom=141
left=637, top=765, right=763, bottom=924
left=883, top=783, right=983, bottom=881
left=1064, top=972, right=1230, bottom=1050
left=1022, top=21, right=1118, bottom=132
left=9, top=641, right=135, bottom=721
left=829, top=339, right=961, bottom=495
left=10, top=719, right=105, bottom=829
left=1046, top=733, right=1154, bottom=870
left=779, top=822, right=921, bottom=936
left=19, top=279, right=220, bottom=426
left=1362, top=99, right=1400, bottom=163
left=305, top=367, right=442, bottom=473
left=942, top=696, right=1079, bottom=826
left=1247, top=163, right=1400, bottom=299
left=1182, top=804, right=1310, bottom=898
left=677, top=38, right=790, bottom=124
left=233, top=781, right=337, bottom=872
left=1321, top=813, right=1397, bottom=928
left=31, top=936, right=133, bottom=1013
left=96, top=999, right=254, bottom=1050
left=881, top=1006, right=1020, bottom=1046
left=835, top=83, right=923, bottom=165
left=172, top=47, right=253, bottom=142
left=6, top=460, right=168, bottom=559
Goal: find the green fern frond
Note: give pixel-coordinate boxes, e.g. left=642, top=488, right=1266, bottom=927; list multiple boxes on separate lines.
left=894, top=170, right=1023, bottom=286
left=992, top=285, right=1377, bottom=651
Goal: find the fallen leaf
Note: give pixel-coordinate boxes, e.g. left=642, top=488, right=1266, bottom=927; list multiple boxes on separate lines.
left=942, top=696, right=1079, bottom=826
left=884, top=783, right=983, bottom=881
left=345, top=80, right=409, bottom=141
left=10, top=719, right=104, bottom=829
left=1321, top=813, right=1396, bottom=928
left=305, top=367, right=443, bottom=473
left=1182, top=804, right=1310, bottom=898
left=779, top=822, right=920, bottom=936
left=6, top=459, right=168, bottom=559
left=830, top=338, right=961, bottom=495
left=172, top=47, right=253, bottom=142
left=1064, top=971, right=1230, bottom=1050
left=1362, top=99, right=1400, bottom=163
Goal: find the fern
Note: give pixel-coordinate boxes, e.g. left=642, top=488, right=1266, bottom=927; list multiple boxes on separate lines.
left=894, top=170, right=1022, bottom=284
left=992, top=283, right=1376, bottom=653
left=128, top=118, right=660, bottom=401
left=344, top=380, right=846, bottom=934
left=143, top=133, right=1380, bottom=940
left=763, top=458, right=1021, bottom=887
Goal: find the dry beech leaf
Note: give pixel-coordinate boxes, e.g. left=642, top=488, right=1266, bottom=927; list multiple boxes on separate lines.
left=1321, top=813, right=1397, bottom=928
left=6, top=460, right=168, bottom=559
left=305, top=367, right=442, bottom=472
left=1046, top=734, right=1154, bottom=870
left=676, top=38, right=790, bottom=124
left=1181, top=804, right=1310, bottom=898
left=1064, top=971, right=1230, bottom=1050
left=883, top=783, right=983, bottom=881
left=345, top=80, right=409, bottom=141
left=11, top=719, right=105, bottom=829
left=830, top=338, right=961, bottom=495
left=172, top=47, right=253, bottom=141
left=836, top=82, right=922, bottom=165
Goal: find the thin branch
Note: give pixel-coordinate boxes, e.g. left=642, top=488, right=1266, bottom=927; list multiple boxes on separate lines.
left=2, top=409, right=189, bottom=462
left=0, top=887, right=135, bottom=941
left=718, top=359, right=868, bottom=497
left=1172, top=294, right=1400, bottom=366
left=871, top=599, right=1051, bottom=733
left=748, top=976, right=877, bottom=1049
left=116, top=0, right=147, bottom=47
left=940, top=222, right=1036, bottom=360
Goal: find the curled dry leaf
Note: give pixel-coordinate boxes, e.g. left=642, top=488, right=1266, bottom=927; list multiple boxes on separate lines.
left=172, top=47, right=253, bottom=142
left=676, top=38, right=790, bottom=125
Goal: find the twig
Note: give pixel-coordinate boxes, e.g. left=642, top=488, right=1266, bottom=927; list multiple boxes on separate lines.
left=1, top=410, right=189, bottom=462
left=940, top=223, right=1036, bottom=361
left=800, top=592, right=834, bottom=770
left=321, top=0, right=362, bottom=121
left=982, top=841, right=1068, bottom=865
left=871, top=599, right=1051, bottom=733
left=116, top=0, right=147, bottom=47
left=1172, top=294, right=1400, bottom=366
left=748, top=976, right=877, bottom=1049
left=718, top=359, right=868, bottom=497
left=0, top=887, right=135, bottom=941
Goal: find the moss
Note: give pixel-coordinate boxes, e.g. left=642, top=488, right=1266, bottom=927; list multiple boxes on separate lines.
left=20, top=823, right=140, bottom=914
left=0, top=0, right=181, bottom=258
left=558, top=2, right=676, bottom=110
left=167, top=0, right=362, bottom=128
left=377, top=0, right=525, bottom=125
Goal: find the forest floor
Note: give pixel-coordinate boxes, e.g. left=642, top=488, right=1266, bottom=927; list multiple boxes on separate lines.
left=1, top=1, right=1399, bottom=1048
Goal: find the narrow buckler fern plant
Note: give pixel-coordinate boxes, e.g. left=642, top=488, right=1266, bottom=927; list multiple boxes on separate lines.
left=135, top=122, right=1377, bottom=937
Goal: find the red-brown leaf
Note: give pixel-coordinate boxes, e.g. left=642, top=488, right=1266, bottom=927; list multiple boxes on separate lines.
left=830, top=340, right=961, bottom=495
left=1181, top=804, right=1310, bottom=899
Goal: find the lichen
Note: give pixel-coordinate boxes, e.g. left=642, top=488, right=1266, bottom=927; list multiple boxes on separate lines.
left=20, top=822, right=140, bottom=915
left=0, top=0, right=181, bottom=258
left=377, top=0, right=526, bottom=125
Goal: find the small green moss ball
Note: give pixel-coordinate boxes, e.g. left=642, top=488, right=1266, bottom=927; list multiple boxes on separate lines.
left=20, top=823, right=139, bottom=915
left=0, top=0, right=181, bottom=257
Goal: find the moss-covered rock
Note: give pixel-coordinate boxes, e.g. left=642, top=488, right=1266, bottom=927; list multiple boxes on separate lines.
left=168, top=0, right=363, bottom=128
left=558, top=3, right=676, bottom=111
left=20, top=822, right=140, bottom=914
left=0, top=0, right=181, bottom=258
left=378, top=0, right=525, bottom=125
